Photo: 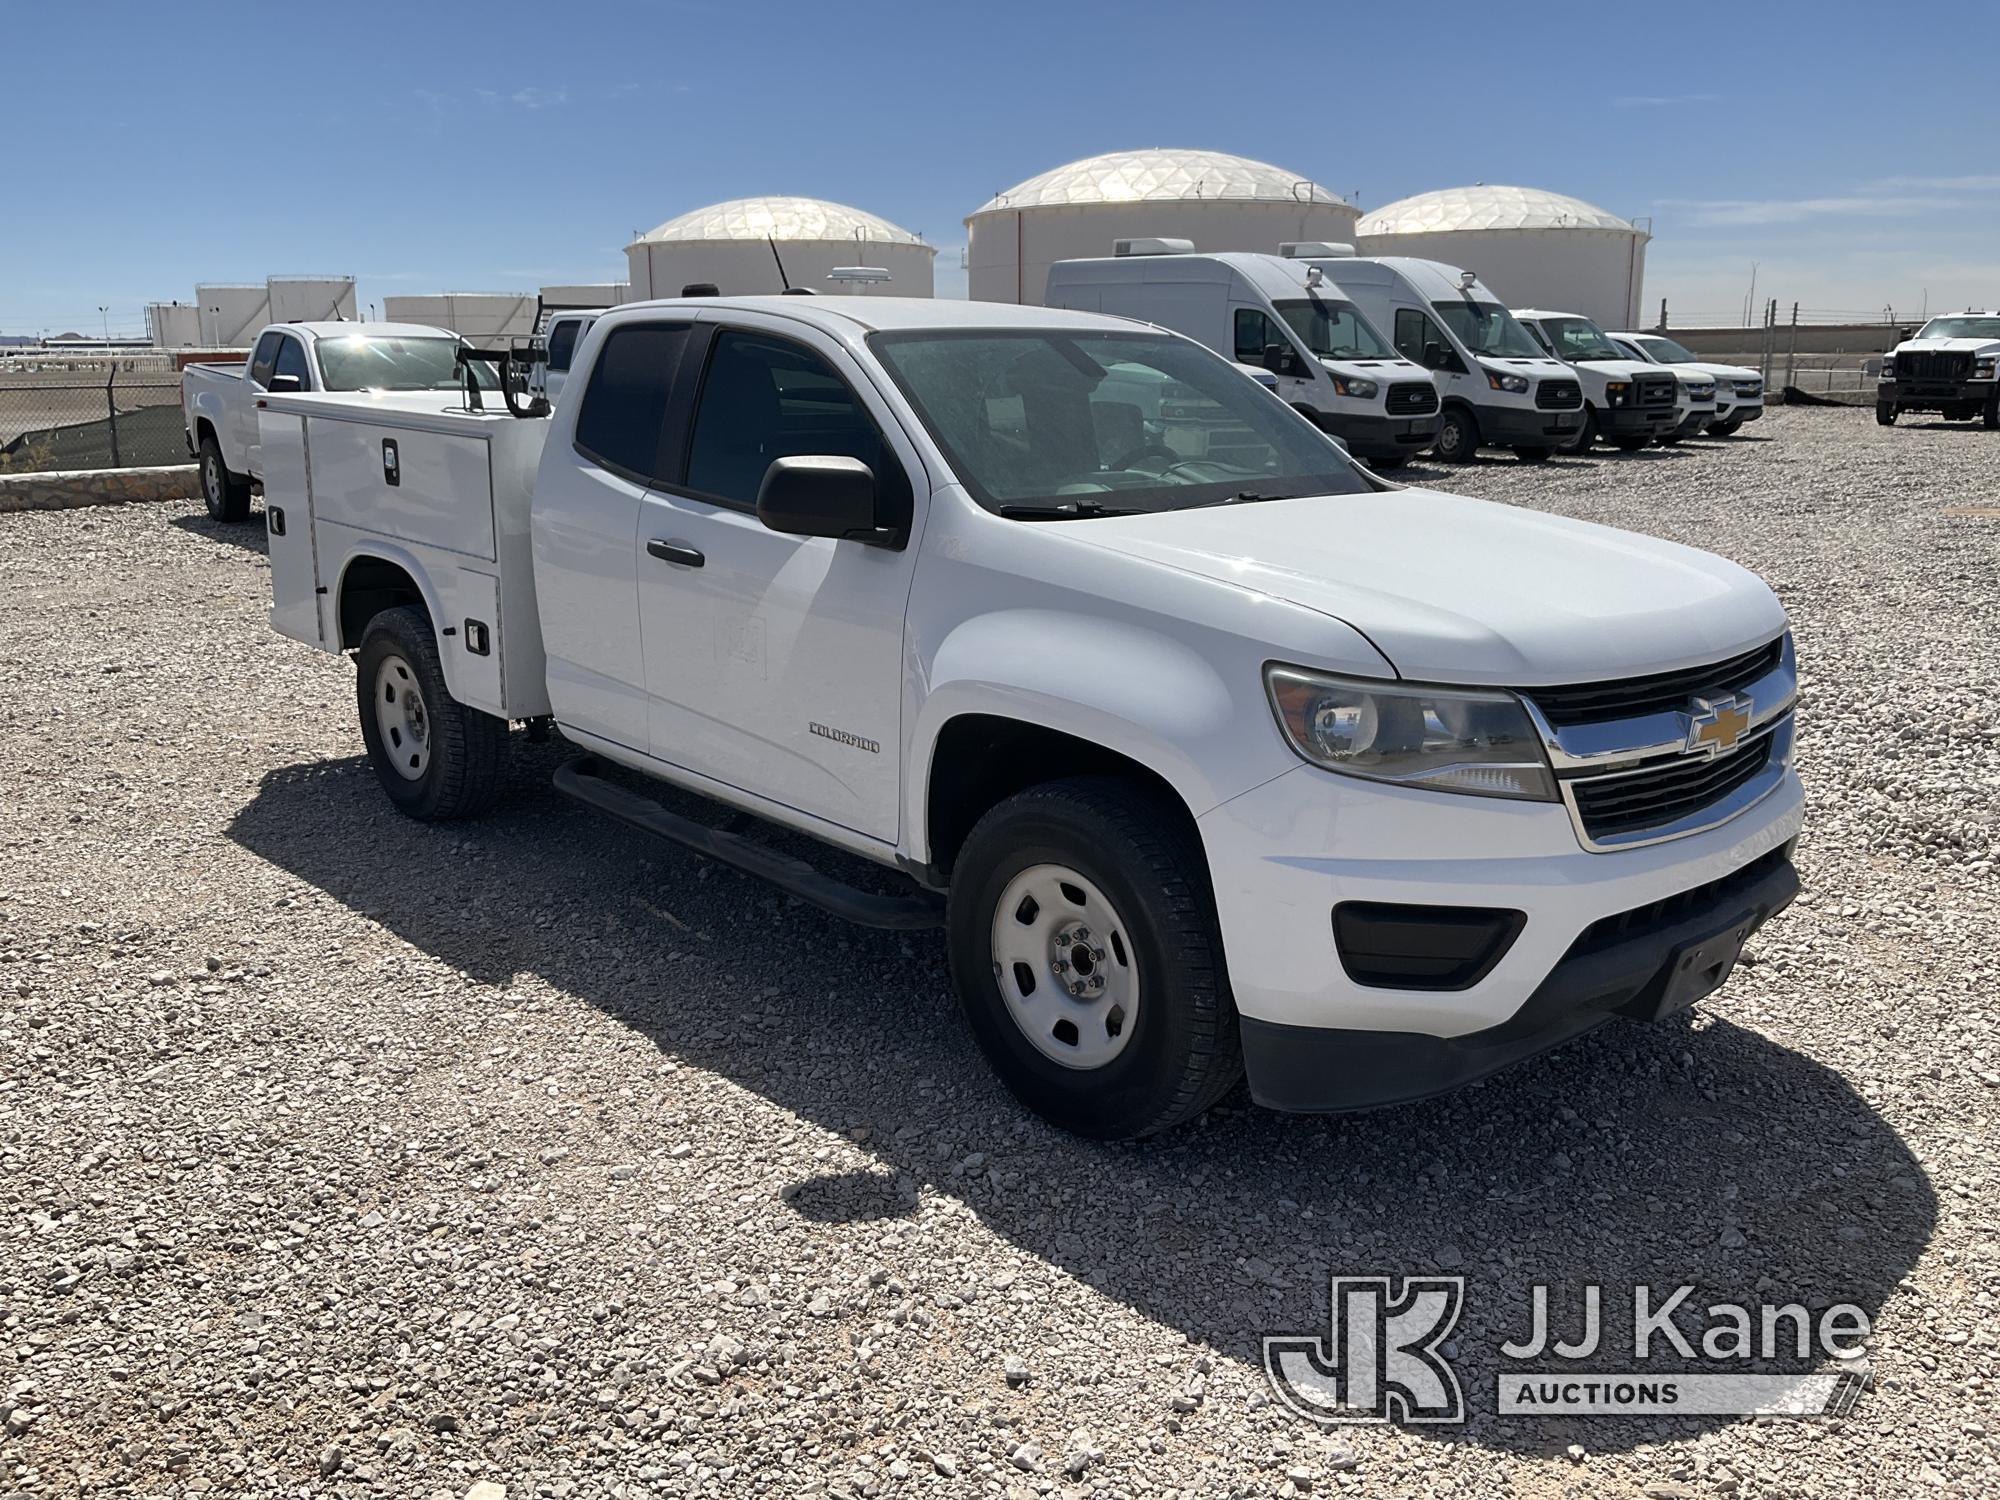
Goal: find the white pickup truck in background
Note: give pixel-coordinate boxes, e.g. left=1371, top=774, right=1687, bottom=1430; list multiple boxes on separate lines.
left=181, top=321, right=481, bottom=521
left=1514, top=309, right=1683, bottom=452
left=254, top=295, right=1803, bottom=1139
left=1609, top=331, right=1765, bottom=437
left=1875, top=310, right=2000, bottom=427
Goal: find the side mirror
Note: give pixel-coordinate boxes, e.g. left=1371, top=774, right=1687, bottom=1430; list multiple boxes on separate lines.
left=756, top=455, right=883, bottom=542
left=1421, top=343, right=1447, bottom=371
left=1263, top=342, right=1301, bottom=378
left=266, top=373, right=303, bottom=394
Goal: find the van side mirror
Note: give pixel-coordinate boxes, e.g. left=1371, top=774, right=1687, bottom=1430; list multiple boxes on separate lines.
left=756, top=455, right=886, bottom=543
left=1262, top=342, right=1301, bottom=378
left=1421, top=343, right=1449, bottom=371
left=266, top=373, right=303, bottom=394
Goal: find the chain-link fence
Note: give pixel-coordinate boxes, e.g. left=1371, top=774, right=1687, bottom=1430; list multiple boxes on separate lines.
left=0, top=369, right=186, bottom=473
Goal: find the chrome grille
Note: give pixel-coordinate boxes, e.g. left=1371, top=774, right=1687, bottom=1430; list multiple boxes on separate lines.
left=1525, top=638, right=1784, bottom=729
left=1569, top=733, right=1775, bottom=843
left=1386, top=381, right=1440, bottom=415
left=1535, top=378, right=1582, bottom=410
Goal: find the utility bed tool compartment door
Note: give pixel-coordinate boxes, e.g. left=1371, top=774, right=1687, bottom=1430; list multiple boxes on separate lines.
left=259, top=411, right=322, bottom=645
left=308, top=418, right=497, bottom=562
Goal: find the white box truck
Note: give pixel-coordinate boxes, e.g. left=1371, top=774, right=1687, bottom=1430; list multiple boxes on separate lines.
left=254, top=295, right=1802, bottom=1140
left=1044, top=246, right=1442, bottom=463
left=1312, top=257, right=1586, bottom=463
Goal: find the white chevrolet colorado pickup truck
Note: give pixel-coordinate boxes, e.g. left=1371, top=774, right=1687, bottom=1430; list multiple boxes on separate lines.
left=182, top=321, right=482, bottom=521
left=256, top=296, right=1803, bottom=1139
left=1877, top=311, right=2000, bottom=427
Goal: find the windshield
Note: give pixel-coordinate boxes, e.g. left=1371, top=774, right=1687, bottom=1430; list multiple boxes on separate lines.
left=1531, top=315, right=1626, bottom=363
left=1915, top=315, right=2000, bottom=341
left=1273, top=298, right=1395, bottom=360
left=1429, top=300, right=1544, bottom=359
left=1637, top=334, right=1700, bottom=363
left=869, top=328, right=1369, bottom=516
left=315, top=336, right=497, bottom=392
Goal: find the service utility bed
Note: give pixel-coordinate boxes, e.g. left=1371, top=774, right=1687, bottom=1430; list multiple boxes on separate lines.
left=258, top=392, right=553, bottom=720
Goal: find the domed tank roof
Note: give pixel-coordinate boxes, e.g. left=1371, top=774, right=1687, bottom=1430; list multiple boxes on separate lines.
left=972, top=148, right=1347, bottom=216
left=1358, top=185, right=1642, bottom=237
left=633, top=196, right=930, bottom=248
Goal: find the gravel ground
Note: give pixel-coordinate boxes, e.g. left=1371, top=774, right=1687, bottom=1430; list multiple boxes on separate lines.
left=0, top=407, right=1994, bottom=1499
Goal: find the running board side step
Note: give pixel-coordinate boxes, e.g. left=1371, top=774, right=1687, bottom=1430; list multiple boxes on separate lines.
left=553, top=756, right=944, bottom=931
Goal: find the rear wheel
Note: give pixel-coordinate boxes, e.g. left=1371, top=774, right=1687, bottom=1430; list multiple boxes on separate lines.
left=198, top=433, right=251, bottom=523
left=355, top=606, right=507, bottom=821
left=1433, top=407, right=1478, bottom=463
left=1876, top=404, right=1897, bottom=427
left=947, top=777, right=1242, bottom=1140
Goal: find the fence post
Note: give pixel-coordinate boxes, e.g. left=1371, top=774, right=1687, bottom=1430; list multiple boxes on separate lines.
left=1658, top=297, right=1668, bottom=331
left=1759, top=299, right=1776, bottom=387
left=106, top=368, right=123, bottom=468
left=1784, top=303, right=1800, bottom=393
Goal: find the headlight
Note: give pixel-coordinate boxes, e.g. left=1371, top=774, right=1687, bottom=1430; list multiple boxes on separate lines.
left=1689, top=382, right=1715, bottom=400
left=1484, top=368, right=1529, bottom=394
left=1878, top=359, right=1894, bottom=381
left=1264, top=666, right=1557, bottom=801
left=1332, top=375, right=1379, bottom=399
left=1735, top=378, right=1763, bottom=395
left=1606, top=380, right=1630, bottom=407
left=1976, top=356, right=1997, bottom=380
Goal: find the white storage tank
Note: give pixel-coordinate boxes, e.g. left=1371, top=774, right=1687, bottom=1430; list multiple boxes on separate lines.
left=147, top=302, right=202, bottom=348
left=624, top=197, right=936, bottom=300
left=966, top=148, right=1358, bottom=306
left=1355, top=185, right=1650, bottom=330
left=196, top=284, right=271, bottom=346
left=539, top=282, right=629, bottom=309
left=268, top=276, right=357, bottom=324
left=380, top=292, right=538, bottom=341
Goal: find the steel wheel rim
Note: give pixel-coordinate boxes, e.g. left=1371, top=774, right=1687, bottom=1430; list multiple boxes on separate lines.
left=990, top=863, right=1139, bottom=1070
left=203, top=452, right=221, bottom=503
left=373, top=654, right=430, bottom=781
left=1437, top=418, right=1462, bottom=457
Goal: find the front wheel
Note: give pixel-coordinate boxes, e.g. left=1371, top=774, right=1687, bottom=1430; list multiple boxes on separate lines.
left=355, top=606, right=507, bottom=821
left=198, top=434, right=250, bottom=523
left=1433, top=407, right=1479, bottom=463
left=1611, top=435, right=1651, bottom=453
left=1985, top=396, right=1999, bottom=430
left=1513, top=445, right=1552, bottom=464
left=946, top=777, right=1242, bottom=1140
left=1560, top=406, right=1598, bottom=454
left=1876, top=404, right=1897, bottom=427
left=1711, top=416, right=1745, bottom=436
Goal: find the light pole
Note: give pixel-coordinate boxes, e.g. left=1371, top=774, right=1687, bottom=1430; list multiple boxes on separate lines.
left=98, top=306, right=110, bottom=343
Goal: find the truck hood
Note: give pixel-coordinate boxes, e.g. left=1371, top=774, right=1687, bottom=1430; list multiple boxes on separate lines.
left=1679, top=361, right=1759, bottom=382
left=1571, top=358, right=1664, bottom=381
left=1070, top=487, right=1785, bottom=685
left=1316, top=356, right=1428, bottom=378
left=1894, top=336, right=2000, bottom=355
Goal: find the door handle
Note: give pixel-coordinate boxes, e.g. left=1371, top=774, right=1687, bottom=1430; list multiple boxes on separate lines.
left=647, top=539, right=705, bottom=568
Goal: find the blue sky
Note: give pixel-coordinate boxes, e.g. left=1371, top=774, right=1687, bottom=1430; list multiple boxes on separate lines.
left=5, top=0, right=1997, bottom=336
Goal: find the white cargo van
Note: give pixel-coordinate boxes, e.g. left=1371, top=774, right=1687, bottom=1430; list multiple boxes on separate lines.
left=1312, top=257, right=1584, bottom=463
left=1045, top=248, right=1441, bottom=462
left=1513, top=310, right=1681, bottom=453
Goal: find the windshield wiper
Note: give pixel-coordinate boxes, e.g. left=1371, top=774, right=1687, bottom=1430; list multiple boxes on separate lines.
left=995, top=501, right=1142, bottom=520
left=1190, top=490, right=1302, bottom=509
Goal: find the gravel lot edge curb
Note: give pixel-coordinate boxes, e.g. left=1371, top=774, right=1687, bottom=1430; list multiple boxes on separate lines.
left=0, top=464, right=199, bottom=513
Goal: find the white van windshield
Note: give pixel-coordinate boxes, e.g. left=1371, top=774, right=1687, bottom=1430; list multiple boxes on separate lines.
left=1430, top=301, right=1544, bottom=359
left=1273, top=299, right=1395, bottom=360
left=869, top=328, right=1369, bottom=518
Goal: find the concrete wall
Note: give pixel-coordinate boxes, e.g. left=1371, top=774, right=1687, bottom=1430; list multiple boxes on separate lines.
left=968, top=200, right=1361, bottom=306
left=1661, top=323, right=1904, bottom=359
left=625, top=241, right=935, bottom=300
left=1352, top=228, right=1647, bottom=330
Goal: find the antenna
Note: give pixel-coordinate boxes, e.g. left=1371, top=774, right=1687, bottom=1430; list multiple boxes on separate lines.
left=767, top=236, right=792, bottom=291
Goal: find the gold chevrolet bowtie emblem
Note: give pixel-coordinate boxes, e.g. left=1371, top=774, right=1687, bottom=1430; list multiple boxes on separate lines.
left=1685, top=694, right=1753, bottom=756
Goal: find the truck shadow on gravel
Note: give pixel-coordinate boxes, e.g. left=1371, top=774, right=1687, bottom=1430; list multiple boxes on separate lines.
left=171, top=512, right=269, bottom=555
left=229, top=746, right=1937, bottom=1460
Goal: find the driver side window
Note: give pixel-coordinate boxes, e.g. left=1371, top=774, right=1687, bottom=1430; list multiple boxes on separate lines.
left=1393, top=309, right=1448, bottom=367
left=1233, top=308, right=1283, bottom=363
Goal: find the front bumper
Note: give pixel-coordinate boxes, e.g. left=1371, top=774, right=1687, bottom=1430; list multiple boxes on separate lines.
left=1197, top=759, right=1805, bottom=1110
left=1602, top=404, right=1679, bottom=438
left=1879, top=378, right=1995, bottom=412
left=1673, top=407, right=1716, bottom=437
left=1479, top=403, right=1584, bottom=445
left=1327, top=409, right=1442, bottom=458
left=1239, top=843, right=1799, bottom=1111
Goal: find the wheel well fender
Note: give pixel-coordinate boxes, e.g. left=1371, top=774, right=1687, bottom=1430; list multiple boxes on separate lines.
left=334, top=547, right=444, bottom=652
left=907, top=611, right=1290, bottom=874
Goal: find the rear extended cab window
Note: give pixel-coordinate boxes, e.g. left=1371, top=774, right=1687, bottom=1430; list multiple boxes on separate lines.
left=571, top=322, right=696, bottom=485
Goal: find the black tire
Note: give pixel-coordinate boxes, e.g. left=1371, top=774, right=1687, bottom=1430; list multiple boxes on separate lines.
left=1513, top=445, right=1552, bottom=464
left=1561, top=406, right=1599, bottom=454
left=1711, top=416, right=1745, bottom=436
left=1656, top=434, right=1682, bottom=446
left=1876, top=404, right=1897, bottom=427
left=198, top=432, right=251, bottom=523
left=1433, top=406, right=1478, bottom=463
left=946, top=777, right=1242, bottom=1140
left=1611, top=435, right=1651, bottom=453
left=354, top=605, right=507, bottom=821
left=1985, top=395, right=1999, bottom=430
